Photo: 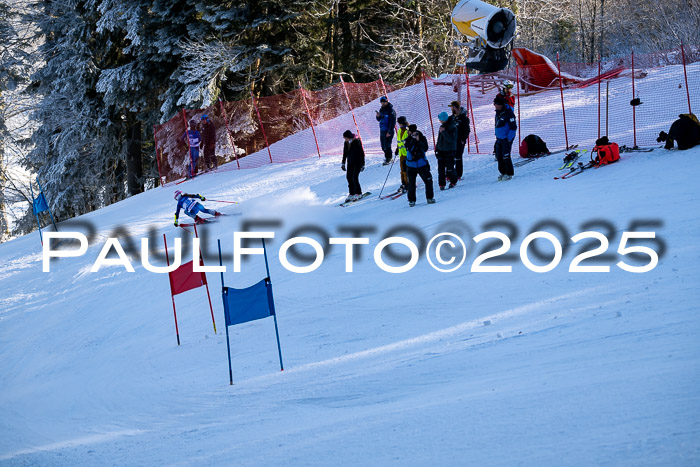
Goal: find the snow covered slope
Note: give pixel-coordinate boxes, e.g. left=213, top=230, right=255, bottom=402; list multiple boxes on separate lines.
left=1, top=70, right=700, bottom=465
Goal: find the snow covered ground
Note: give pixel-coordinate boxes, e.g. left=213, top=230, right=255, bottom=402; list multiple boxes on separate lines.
left=1, top=65, right=700, bottom=465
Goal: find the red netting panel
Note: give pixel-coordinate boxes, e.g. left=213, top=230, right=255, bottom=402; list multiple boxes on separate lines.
left=155, top=45, right=699, bottom=184
left=304, top=81, right=368, bottom=158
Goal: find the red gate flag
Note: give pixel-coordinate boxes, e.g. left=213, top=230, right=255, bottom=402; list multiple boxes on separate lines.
left=164, top=230, right=217, bottom=346
left=168, top=259, right=207, bottom=296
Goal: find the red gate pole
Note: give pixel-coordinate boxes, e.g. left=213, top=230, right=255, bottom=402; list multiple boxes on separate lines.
left=218, top=99, right=241, bottom=169
left=598, top=55, right=602, bottom=139
left=631, top=51, right=637, bottom=148
left=339, top=76, right=362, bottom=141
left=464, top=67, right=480, bottom=153
left=193, top=224, right=217, bottom=334
left=299, top=82, right=322, bottom=158
left=681, top=41, right=692, bottom=114
left=163, top=234, right=180, bottom=346
left=250, top=90, right=273, bottom=163
left=422, top=70, right=437, bottom=150
left=463, top=69, right=471, bottom=154
left=556, top=53, right=570, bottom=149
left=181, top=109, right=195, bottom=178
left=515, top=65, right=522, bottom=147
left=153, top=125, right=166, bottom=186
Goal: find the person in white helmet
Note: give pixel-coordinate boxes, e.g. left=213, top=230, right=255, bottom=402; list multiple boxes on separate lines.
left=499, top=79, right=516, bottom=108
left=173, top=190, right=221, bottom=226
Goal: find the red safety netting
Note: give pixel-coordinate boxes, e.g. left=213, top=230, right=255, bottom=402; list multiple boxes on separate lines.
left=455, top=44, right=699, bottom=156
left=154, top=44, right=699, bottom=185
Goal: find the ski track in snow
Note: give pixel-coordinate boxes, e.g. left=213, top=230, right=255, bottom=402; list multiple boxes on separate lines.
left=1, top=63, right=700, bottom=465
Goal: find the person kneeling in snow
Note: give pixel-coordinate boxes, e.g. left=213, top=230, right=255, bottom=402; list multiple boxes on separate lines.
left=173, top=190, right=221, bottom=226
left=657, top=113, right=700, bottom=150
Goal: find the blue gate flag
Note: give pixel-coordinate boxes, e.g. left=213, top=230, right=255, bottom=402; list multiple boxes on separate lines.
left=33, top=192, right=49, bottom=214
left=218, top=238, right=284, bottom=385
left=222, top=279, right=275, bottom=326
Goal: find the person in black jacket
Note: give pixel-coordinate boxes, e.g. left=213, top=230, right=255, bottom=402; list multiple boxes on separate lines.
left=450, top=101, right=470, bottom=180
left=375, top=96, right=396, bottom=165
left=404, top=124, right=435, bottom=206
left=341, top=130, right=366, bottom=202
left=435, top=111, right=458, bottom=189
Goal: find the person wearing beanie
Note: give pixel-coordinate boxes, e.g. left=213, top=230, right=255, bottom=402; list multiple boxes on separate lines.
left=341, top=130, right=366, bottom=202
left=435, top=111, right=458, bottom=190
left=450, top=101, right=470, bottom=180
left=395, top=116, right=410, bottom=192
left=493, top=95, right=517, bottom=181
left=376, top=96, right=397, bottom=165
left=404, top=124, right=435, bottom=206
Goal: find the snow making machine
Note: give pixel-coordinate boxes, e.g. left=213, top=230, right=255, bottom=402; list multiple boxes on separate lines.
left=451, top=0, right=517, bottom=73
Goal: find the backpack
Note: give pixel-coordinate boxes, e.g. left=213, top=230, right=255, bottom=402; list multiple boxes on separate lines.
left=519, top=134, right=550, bottom=157
left=591, top=142, right=620, bottom=166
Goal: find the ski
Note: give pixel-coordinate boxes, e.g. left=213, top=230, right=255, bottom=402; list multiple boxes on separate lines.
left=177, top=217, right=219, bottom=228
left=514, top=145, right=578, bottom=167
left=380, top=188, right=405, bottom=200
left=554, top=164, right=581, bottom=179
left=558, top=149, right=585, bottom=169
left=619, top=145, right=657, bottom=153
left=340, top=192, right=372, bottom=207
left=559, top=161, right=596, bottom=179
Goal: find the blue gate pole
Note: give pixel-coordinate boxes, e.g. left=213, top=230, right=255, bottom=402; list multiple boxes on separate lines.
left=218, top=239, right=234, bottom=385
left=29, top=183, right=43, bottom=244
left=262, top=238, right=284, bottom=371
left=36, top=178, right=58, bottom=231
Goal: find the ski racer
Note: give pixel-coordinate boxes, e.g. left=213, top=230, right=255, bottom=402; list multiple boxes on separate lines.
left=173, top=190, right=221, bottom=226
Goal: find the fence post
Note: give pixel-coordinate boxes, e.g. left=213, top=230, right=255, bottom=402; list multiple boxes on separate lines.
left=681, top=41, right=692, bottom=114
left=250, top=91, right=273, bottom=163
left=515, top=65, right=521, bottom=148
left=422, top=70, right=437, bottom=150
left=631, top=51, right=637, bottom=148
left=181, top=109, right=195, bottom=178
left=556, top=53, right=570, bottom=149
left=606, top=80, right=609, bottom=137
left=598, top=56, right=601, bottom=139
left=218, top=99, right=241, bottom=169
left=299, top=83, right=322, bottom=158
left=153, top=125, right=166, bottom=186
left=464, top=67, right=480, bottom=153
left=339, top=76, right=362, bottom=141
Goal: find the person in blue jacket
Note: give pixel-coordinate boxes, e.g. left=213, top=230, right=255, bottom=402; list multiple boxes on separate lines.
left=375, top=96, right=396, bottom=165
left=493, top=94, right=517, bottom=180
left=404, top=124, right=435, bottom=207
left=173, top=190, right=221, bottom=226
left=180, top=120, right=201, bottom=178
